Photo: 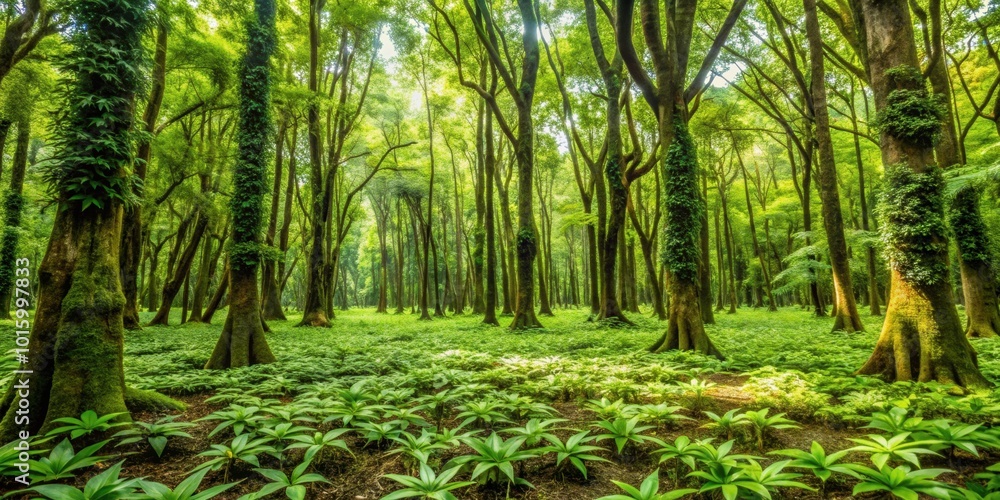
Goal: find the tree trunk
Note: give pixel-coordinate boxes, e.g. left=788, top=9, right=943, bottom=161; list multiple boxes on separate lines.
left=186, top=233, right=214, bottom=323
left=299, top=0, right=330, bottom=328
left=805, top=0, right=864, bottom=332
left=856, top=0, right=988, bottom=387
left=649, top=120, right=723, bottom=359
left=201, top=260, right=228, bottom=323
left=147, top=209, right=209, bottom=326
left=261, top=121, right=287, bottom=320
left=0, top=117, right=30, bottom=319
left=121, top=16, right=167, bottom=331
left=206, top=0, right=277, bottom=369
left=483, top=106, right=500, bottom=326
left=699, top=174, right=715, bottom=323
left=950, top=186, right=1000, bottom=338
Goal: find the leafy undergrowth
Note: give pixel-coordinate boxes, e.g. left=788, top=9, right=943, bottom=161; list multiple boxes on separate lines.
left=3, top=307, right=1000, bottom=499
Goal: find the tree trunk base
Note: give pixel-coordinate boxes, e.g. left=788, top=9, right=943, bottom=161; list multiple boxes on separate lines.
left=0, top=208, right=131, bottom=441
left=205, top=272, right=276, bottom=369
left=510, top=309, right=543, bottom=330
left=297, top=309, right=330, bottom=327
left=123, top=309, right=142, bottom=330
left=857, top=271, right=990, bottom=388
left=831, top=310, right=865, bottom=333
left=648, top=283, right=723, bottom=359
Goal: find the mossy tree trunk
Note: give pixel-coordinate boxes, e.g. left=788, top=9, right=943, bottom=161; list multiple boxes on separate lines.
left=0, top=0, right=151, bottom=440
left=206, top=0, right=277, bottom=369
left=856, top=0, right=988, bottom=387
left=647, top=120, right=723, bottom=359
left=949, top=186, right=1000, bottom=338
left=0, top=116, right=30, bottom=318
left=805, top=0, right=864, bottom=332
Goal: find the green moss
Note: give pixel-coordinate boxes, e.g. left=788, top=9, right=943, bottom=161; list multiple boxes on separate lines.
left=661, top=118, right=702, bottom=283
left=228, top=0, right=277, bottom=273
left=949, top=185, right=994, bottom=266
left=877, top=165, right=949, bottom=285
left=873, top=65, right=945, bottom=147
left=516, top=226, right=536, bottom=260
left=124, top=387, right=186, bottom=412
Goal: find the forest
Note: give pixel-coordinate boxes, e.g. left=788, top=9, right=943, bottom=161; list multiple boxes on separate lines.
left=1, top=0, right=1000, bottom=497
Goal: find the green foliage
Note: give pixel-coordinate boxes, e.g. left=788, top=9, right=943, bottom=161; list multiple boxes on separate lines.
left=848, top=432, right=943, bottom=469
left=244, top=459, right=330, bottom=500
left=18, top=461, right=143, bottom=500
left=873, top=65, right=946, bottom=147
left=877, top=165, right=950, bottom=285
left=449, top=432, right=537, bottom=487
left=700, top=409, right=749, bottom=441
left=29, top=439, right=114, bottom=483
left=114, top=416, right=195, bottom=457
left=743, top=408, right=798, bottom=451
left=949, top=186, right=995, bottom=265
left=539, top=431, right=609, bottom=480
left=661, top=117, right=702, bottom=283
left=46, top=410, right=129, bottom=439
left=41, top=0, right=151, bottom=211
left=382, top=464, right=475, bottom=500
left=849, top=463, right=952, bottom=499
left=772, top=441, right=858, bottom=485
left=593, top=416, right=659, bottom=456
left=598, top=470, right=696, bottom=500
left=139, top=468, right=241, bottom=500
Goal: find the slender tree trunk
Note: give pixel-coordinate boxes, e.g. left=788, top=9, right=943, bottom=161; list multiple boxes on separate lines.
left=299, top=0, right=330, bottom=327
left=805, top=0, right=864, bottom=331
left=950, top=186, right=1000, bottom=338
left=121, top=16, right=167, bottom=331
left=261, top=121, right=287, bottom=320
left=483, top=107, right=499, bottom=325
left=0, top=117, right=30, bottom=318
left=201, top=260, right=229, bottom=323
left=148, top=208, right=209, bottom=326
left=699, top=174, right=715, bottom=322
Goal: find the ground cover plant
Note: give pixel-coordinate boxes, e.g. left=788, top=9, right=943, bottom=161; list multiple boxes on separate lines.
left=3, top=308, right=1000, bottom=498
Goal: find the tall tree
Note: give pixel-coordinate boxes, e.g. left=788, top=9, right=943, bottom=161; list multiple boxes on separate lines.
left=854, top=0, right=988, bottom=387
left=205, top=0, right=277, bottom=369
left=616, top=0, right=745, bottom=357
left=804, top=0, right=864, bottom=332
left=0, top=0, right=151, bottom=439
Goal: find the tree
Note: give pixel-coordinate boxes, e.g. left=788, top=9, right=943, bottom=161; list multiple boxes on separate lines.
left=616, top=0, right=745, bottom=357
left=0, top=115, right=30, bottom=318
left=854, top=0, right=989, bottom=387
left=949, top=186, right=1000, bottom=338
left=204, top=0, right=277, bottom=369
left=804, top=0, right=864, bottom=332
left=0, top=0, right=152, bottom=439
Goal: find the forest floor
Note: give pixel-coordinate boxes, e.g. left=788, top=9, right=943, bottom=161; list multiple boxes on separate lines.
left=4, top=306, right=1000, bottom=499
